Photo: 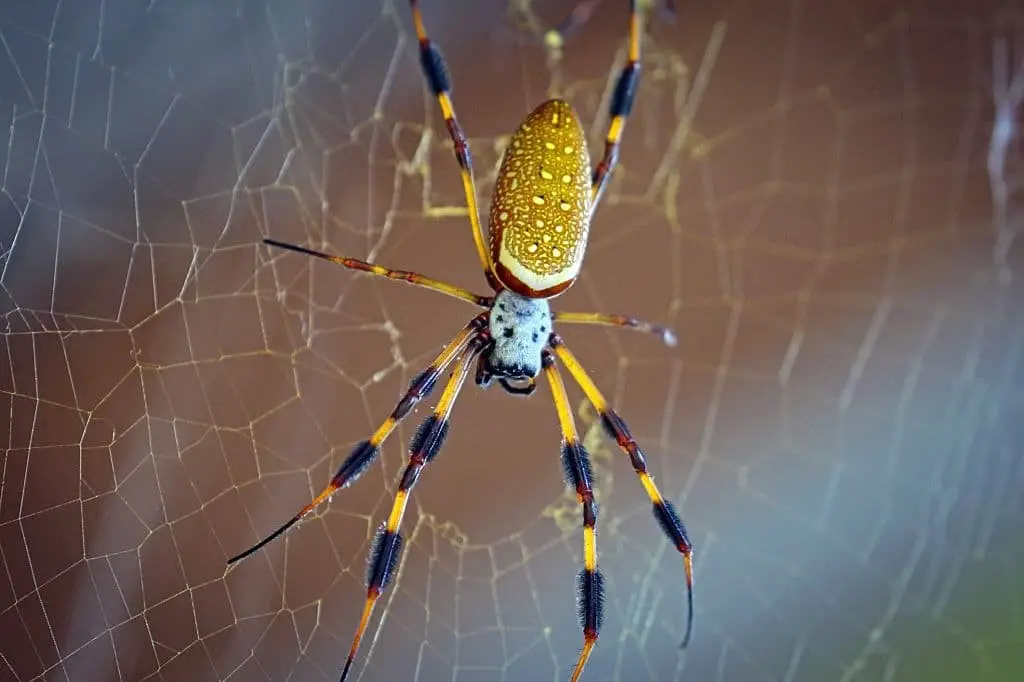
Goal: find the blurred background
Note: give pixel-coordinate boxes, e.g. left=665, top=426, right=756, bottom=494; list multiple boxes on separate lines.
left=1, top=0, right=1022, bottom=681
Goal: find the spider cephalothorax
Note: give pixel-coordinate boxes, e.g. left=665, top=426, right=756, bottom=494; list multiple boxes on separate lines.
left=229, top=2, right=694, bottom=681
left=478, top=289, right=552, bottom=392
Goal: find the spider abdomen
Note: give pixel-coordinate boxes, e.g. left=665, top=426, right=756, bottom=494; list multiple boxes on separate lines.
left=489, top=99, right=592, bottom=299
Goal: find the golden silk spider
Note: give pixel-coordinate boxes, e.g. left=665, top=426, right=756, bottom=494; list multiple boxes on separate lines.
left=229, top=1, right=694, bottom=679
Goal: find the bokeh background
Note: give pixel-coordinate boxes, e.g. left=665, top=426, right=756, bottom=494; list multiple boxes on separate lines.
left=1, top=1, right=1022, bottom=681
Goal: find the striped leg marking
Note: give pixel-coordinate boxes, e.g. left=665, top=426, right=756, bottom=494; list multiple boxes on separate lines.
left=543, top=351, right=604, bottom=682
left=227, top=316, right=485, bottom=565
left=263, top=239, right=492, bottom=308
left=408, top=0, right=500, bottom=290
left=340, top=336, right=485, bottom=681
left=550, top=334, right=694, bottom=648
left=590, top=0, right=644, bottom=209
left=553, top=310, right=677, bottom=347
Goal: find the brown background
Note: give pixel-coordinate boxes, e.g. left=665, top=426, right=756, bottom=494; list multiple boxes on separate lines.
left=1, top=1, right=1022, bottom=681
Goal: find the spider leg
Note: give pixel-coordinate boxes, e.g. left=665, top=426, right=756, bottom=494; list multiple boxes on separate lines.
left=542, top=351, right=604, bottom=682
left=408, top=0, right=501, bottom=291
left=549, top=333, right=694, bottom=648
left=590, top=0, right=644, bottom=209
left=474, top=352, right=494, bottom=388
left=340, top=336, right=486, bottom=681
left=227, top=315, right=486, bottom=565
left=553, top=311, right=677, bottom=347
left=263, top=239, right=492, bottom=308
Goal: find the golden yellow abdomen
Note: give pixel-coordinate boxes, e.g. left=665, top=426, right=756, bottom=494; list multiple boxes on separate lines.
left=489, top=99, right=592, bottom=298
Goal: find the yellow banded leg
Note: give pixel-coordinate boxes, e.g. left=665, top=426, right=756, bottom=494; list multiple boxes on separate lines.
left=407, top=0, right=500, bottom=290
left=590, top=0, right=644, bottom=209
left=543, top=352, right=604, bottom=682
left=339, top=338, right=484, bottom=681
left=549, top=334, right=695, bottom=648
left=227, top=315, right=486, bottom=566
left=263, top=239, right=491, bottom=308
left=553, top=310, right=677, bottom=346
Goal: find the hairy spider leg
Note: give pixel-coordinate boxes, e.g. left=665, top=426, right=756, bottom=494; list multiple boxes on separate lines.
left=263, top=239, right=491, bottom=308
left=408, top=0, right=501, bottom=291
left=227, top=316, right=486, bottom=565
left=542, top=351, right=604, bottom=682
left=340, top=336, right=486, bottom=682
left=553, top=311, right=678, bottom=347
left=590, top=0, right=643, bottom=208
left=549, top=334, right=695, bottom=648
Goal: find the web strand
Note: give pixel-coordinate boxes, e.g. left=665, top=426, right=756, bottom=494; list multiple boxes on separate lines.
left=0, top=3, right=1021, bottom=682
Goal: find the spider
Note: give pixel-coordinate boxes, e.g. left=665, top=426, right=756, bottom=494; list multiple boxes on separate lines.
left=229, top=1, right=694, bottom=680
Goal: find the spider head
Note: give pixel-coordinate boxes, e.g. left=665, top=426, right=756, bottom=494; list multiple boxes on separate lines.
left=487, top=289, right=552, bottom=381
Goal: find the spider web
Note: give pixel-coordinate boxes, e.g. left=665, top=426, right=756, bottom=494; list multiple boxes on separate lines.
left=1, top=0, right=1022, bottom=681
